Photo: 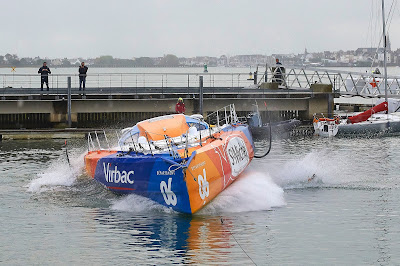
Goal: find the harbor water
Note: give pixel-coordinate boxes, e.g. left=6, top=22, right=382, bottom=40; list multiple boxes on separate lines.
left=1, top=136, right=400, bottom=265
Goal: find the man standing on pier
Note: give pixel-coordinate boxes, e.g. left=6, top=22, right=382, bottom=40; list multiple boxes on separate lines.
left=79, top=62, right=88, bottom=90
left=38, top=62, right=51, bottom=90
left=274, top=58, right=284, bottom=85
left=175, top=97, right=185, bottom=114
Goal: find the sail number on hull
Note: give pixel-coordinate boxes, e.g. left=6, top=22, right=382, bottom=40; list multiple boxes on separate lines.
left=198, top=168, right=210, bottom=200
left=160, top=178, right=177, bottom=206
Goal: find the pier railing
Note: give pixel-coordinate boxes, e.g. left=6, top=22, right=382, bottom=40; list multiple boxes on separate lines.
left=2, top=67, right=400, bottom=97
left=260, top=66, right=400, bottom=96
left=0, top=72, right=252, bottom=90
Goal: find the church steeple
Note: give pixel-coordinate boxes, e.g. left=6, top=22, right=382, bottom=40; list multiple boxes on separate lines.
left=387, top=34, right=391, bottom=51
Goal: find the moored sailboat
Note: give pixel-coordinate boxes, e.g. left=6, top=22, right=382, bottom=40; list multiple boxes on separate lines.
left=337, top=0, right=400, bottom=136
left=337, top=101, right=400, bottom=135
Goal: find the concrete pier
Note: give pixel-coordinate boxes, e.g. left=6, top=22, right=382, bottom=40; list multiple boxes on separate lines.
left=0, top=94, right=333, bottom=129
left=0, top=74, right=335, bottom=129
left=0, top=129, right=91, bottom=141
left=2, top=65, right=398, bottom=130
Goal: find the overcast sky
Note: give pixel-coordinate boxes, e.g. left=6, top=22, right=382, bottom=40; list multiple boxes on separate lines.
left=1, top=0, right=399, bottom=58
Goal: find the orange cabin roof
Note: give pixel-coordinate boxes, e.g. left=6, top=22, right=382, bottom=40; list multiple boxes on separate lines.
left=317, top=118, right=336, bottom=122
left=137, top=114, right=189, bottom=141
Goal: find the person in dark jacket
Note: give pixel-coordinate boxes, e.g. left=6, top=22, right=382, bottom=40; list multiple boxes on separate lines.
left=79, top=62, right=88, bottom=90
left=38, top=62, right=51, bottom=90
left=274, top=58, right=284, bottom=85
left=175, top=97, right=185, bottom=114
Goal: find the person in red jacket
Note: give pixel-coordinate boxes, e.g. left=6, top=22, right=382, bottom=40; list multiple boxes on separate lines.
left=175, top=97, right=185, bottom=114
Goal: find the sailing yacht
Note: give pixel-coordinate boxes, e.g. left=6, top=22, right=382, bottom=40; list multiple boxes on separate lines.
left=337, top=0, right=400, bottom=136
left=337, top=101, right=400, bottom=135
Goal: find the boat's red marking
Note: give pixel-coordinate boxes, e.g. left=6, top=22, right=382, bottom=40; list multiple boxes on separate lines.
left=107, top=186, right=135, bottom=191
left=348, top=101, right=388, bottom=124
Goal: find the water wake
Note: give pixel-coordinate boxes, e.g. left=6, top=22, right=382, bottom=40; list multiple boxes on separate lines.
left=111, top=169, right=286, bottom=215
left=27, top=145, right=358, bottom=213
left=111, top=194, right=174, bottom=213
left=28, top=150, right=85, bottom=193
left=28, top=141, right=361, bottom=213
left=269, top=151, right=328, bottom=189
left=262, top=148, right=366, bottom=190
left=199, top=170, right=285, bottom=214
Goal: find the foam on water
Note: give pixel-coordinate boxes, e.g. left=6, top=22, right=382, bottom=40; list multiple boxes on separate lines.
left=199, top=170, right=285, bottom=214
left=110, top=169, right=285, bottom=215
left=26, top=145, right=286, bottom=214
left=111, top=194, right=175, bottom=214
left=28, top=141, right=368, bottom=213
left=28, top=150, right=85, bottom=193
left=269, top=150, right=332, bottom=188
left=262, top=148, right=374, bottom=190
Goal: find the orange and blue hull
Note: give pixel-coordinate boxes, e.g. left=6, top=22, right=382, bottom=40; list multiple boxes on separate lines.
left=84, top=124, right=254, bottom=214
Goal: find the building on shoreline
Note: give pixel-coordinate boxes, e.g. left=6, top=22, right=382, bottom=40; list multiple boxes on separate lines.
left=1, top=42, right=400, bottom=68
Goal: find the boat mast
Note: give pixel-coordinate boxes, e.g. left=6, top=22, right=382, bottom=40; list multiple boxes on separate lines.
left=381, top=0, right=388, bottom=103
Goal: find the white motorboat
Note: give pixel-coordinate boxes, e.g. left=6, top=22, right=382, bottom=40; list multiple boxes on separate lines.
left=313, top=115, right=339, bottom=137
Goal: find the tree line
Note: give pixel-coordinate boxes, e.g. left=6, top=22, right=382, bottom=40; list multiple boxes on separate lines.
left=0, top=54, right=181, bottom=67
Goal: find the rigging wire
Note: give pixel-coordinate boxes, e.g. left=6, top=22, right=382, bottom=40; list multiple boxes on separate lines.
left=373, top=0, right=380, bottom=47
left=220, top=218, right=257, bottom=266
left=397, top=0, right=400, bottom=17
left=366, top=0, right=374, bottom=48
left=368, top=0, right=397, bottom=74
left=371, top=0, right=395, bottom=58
left=386, top=0, right=397, bottom=31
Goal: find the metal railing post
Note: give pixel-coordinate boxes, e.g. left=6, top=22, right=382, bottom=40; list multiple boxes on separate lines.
left=187, top=74, right=190, bottom=97
left=265, top=68, right=268, bottom=82
left=199, top=76, right=203, bottom=115
left=67, top=77, right=72, bottom=127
